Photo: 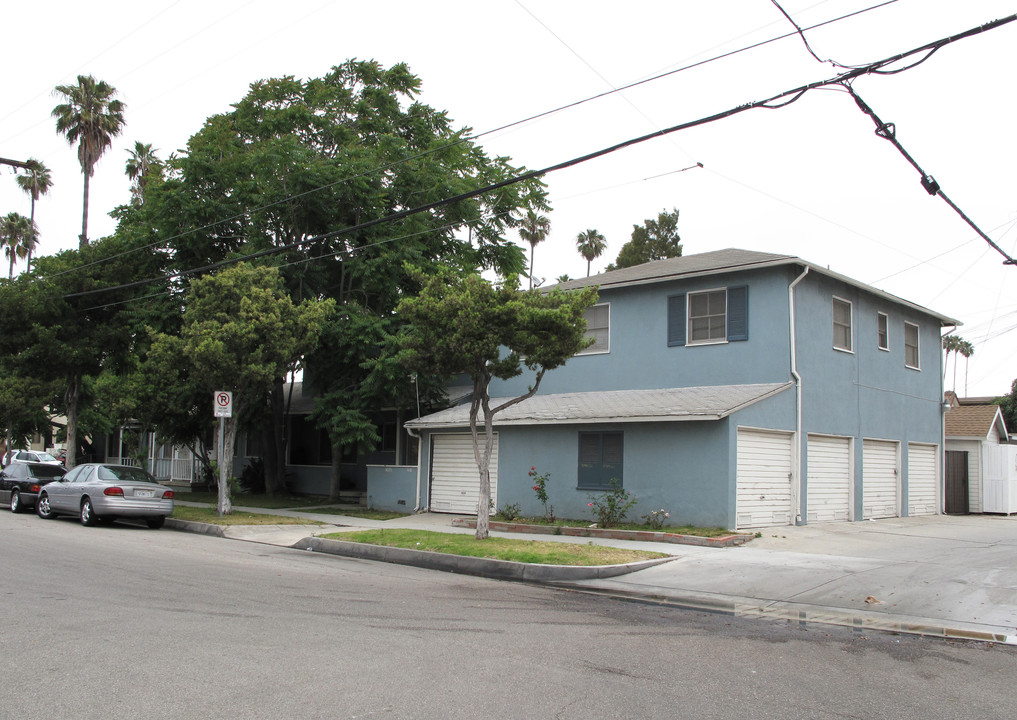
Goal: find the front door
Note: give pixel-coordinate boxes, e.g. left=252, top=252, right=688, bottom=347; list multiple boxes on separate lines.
left=944, top=450, right=969, bottom=514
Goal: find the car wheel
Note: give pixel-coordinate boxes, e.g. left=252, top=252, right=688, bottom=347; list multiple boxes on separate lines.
left=36, top=493, right=55, bottom=519
left=80, top=497, right=100, bottom=527
left=10, top=489, right=22, bottom=513
left=145, top=516, right=165, bottom=530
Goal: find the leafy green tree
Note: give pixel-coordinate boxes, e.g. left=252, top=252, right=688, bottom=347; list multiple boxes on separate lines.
left=0, top=213, right=33, bottom=278
left=609, top=208, right=682, bottom=270
left=52, top=75, right=126, bottom=249
left=125, top=59, right=547, bottom=493
left=15, top=159, right=52, bottom=272
left=576, top=228, right=607, bottom=277
left=167, top=263, right=332, bottom=512
left=519, top=210, right=551, bottom=289
left=398, top=268, right=598, bottom=539
left=997, top=379, right=1017, bottom=435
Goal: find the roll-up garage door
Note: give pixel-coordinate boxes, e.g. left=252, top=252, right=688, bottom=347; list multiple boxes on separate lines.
left=430, top=434, right=498, bottom=514
left=807, top=435, right=851, bottom=523
left=863, top=439, right=899, bottom=519
left=907, top=443, right=938, bottom=516
left=736, top=429, right=793, bottom=529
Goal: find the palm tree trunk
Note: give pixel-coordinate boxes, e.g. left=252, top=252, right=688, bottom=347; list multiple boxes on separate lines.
left=528, top=245, right=534, bottom=290
left=80, top=172, right=90, bottom=250
left=27, top=197, right=35, bottom=274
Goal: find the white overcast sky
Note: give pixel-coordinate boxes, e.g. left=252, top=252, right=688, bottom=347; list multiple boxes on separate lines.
left=3, top=0, right=1016, bottom=397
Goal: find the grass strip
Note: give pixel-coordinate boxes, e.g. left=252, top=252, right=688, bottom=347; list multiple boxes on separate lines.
left=320, top=529, right=669, bottom=566
left=171, top=505, right=320, bottom=526
left=493, top=516, right=732, bottom=537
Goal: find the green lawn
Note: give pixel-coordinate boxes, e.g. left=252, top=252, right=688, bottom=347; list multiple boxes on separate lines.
left=173, top=491, right=333, bottom=509
left=170, top=505, right=321, bottom=526
left=321, top=529, right=669, bottom=566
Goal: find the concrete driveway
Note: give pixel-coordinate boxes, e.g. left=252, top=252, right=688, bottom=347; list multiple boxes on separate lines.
left=571, top=514, right=1017, bottom=643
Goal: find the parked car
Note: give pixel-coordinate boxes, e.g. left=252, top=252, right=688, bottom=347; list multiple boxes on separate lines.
left=4, top=449, right=63, bottom=467
left=0, top=462, right=66, bottom=513
left=35, top=463, right=174, bottom=529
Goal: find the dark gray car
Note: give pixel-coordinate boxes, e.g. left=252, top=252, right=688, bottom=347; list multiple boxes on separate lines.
left=0, top=462, right=66, bottom=513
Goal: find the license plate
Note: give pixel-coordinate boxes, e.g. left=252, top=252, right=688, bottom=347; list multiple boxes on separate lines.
left=135, top=490, right=154, bottom=498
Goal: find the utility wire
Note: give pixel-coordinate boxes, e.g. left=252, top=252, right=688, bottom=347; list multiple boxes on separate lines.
left=844, top=85, right=1016, bottom=266
left=63, top=12, right=1017, bottom=300
left=43, top=0, right=902, bottom=282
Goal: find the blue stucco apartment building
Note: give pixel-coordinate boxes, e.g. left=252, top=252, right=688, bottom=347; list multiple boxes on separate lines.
left=406, top=248, right=956, bottom=530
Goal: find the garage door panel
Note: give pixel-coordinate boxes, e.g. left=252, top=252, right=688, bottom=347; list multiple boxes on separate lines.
left=431, top=434, right=498, bottom=514
left=908, top=443, right=937, bottom=516
left=737, top=429, right=793, bottom=529
left=807, top=435, right=851, bottom=523
left=863, top=439, right=898, bottom=519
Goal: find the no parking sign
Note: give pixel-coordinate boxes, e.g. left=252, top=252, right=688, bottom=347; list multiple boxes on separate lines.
left=214, top=391, right=233, bottom=418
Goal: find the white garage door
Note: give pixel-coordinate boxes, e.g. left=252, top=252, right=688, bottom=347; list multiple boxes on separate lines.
left=737, top=429, right=793, bottom=529
left=907, top=443, right=938, bottom=516
left=807, top=435, right=852, bottom=523
left=430, top=433, right=498, bottom=514
left=863, top=439, right=899, bottom=519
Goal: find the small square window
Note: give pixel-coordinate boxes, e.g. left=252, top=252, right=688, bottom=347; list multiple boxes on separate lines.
left=688, top=290, right=727, bottom=344
left=833, top=297, right=853, bottom=352
left=905, top=322, right=920, bottom=369
left=877, top=312, right=889, bottom=351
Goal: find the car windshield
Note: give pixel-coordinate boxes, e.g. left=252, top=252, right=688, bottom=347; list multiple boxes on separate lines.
left=98, top=465, right=156, bottom=484
left=35, top=452, right=60, bottom=463
left=28, top=465, right=65, bottom=479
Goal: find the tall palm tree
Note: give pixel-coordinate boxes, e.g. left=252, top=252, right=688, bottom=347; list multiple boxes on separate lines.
left=958, top=340, right=975, bottom=396
left=15, top=158, right=52, bottom=272
left=52, top=75, right=126, bottom=250
left=942, top=334, right=961, bottom=388
left=518, top=210, right=550, bottom=289
left=576, top=228, right=607, bottom=277
left=0, top=213, right=33, bottom=279
left=125, top=141, right=162, bottom=203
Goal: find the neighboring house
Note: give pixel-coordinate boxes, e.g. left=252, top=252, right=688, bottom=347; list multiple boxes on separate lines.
left=406, top=248, right=957, bottom=530
left=944, top=393, right=1016, bottom=514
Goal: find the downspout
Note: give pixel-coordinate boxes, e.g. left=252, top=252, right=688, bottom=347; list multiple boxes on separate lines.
left=940, top=324, right=956, bottom=514
left=406, top=425, right=423, bottom=512
left=789, top=265, right=810, bottom=525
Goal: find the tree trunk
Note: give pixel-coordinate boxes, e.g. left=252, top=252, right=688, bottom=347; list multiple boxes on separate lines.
left=64, top=374, right=81, bottom=468
left=469, top=377, right=496, bottom=540
left=329, top=439, right=342, bottom=501
left=80, top=171, right=90, bottom=250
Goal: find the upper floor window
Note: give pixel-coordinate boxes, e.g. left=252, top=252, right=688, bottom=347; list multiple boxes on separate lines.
left=905, top=322, right=920, bottom=369
left=668, top=286, right=747, bottom=347
left=833, top=297, right=853, bottom=352
left=877, top=312, right=889, bottom=351
left=578, top=303, right=610, bottom=355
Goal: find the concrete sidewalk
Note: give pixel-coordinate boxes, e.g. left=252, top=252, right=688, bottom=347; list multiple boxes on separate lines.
left=170, top=503, right=1017, bottom=644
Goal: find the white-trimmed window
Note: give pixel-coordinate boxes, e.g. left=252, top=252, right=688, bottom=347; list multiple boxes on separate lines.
left=833, top=297, right=853, bottom=352
left=578, top=303, right=610, bottom=355
left=877, top=312, right=889, bottom=351
left=905, top=322, right=920, bottom=369
left=688, top=289, right=727, bottom=344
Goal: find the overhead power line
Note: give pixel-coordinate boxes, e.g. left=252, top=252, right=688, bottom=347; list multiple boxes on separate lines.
left=63, top=12, right=1017, bottom=301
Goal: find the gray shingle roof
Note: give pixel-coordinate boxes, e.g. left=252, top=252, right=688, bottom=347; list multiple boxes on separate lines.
left=551, top=248, right=959, bottom=326
left=405, top=382, right=792, bottom=429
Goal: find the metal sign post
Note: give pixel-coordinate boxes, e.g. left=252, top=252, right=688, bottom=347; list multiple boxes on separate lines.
left=214, top=392, right=233, bottom=516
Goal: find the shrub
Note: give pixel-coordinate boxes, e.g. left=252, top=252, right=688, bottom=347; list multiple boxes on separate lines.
left=586, top=480, right=637, bottom=528
left=497, top=502, right=521, bottom=521
left=529, top=466, right=555, bottom=522
left=641, top=508, right=670, bottom=530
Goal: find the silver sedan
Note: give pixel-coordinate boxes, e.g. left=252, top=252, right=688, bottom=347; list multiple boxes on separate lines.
left=36, top=463, right=174, bottom=529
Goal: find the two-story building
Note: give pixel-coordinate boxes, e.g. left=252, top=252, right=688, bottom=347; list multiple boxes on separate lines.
left=405, top=248, right=957, bottom=530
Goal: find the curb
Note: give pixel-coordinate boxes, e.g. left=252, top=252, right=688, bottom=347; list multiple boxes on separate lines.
left=296, top=536, right=679, bottom=581
left=451, top=518, right=753, bottom=547
left=562, top=585, right=1017, bottom=646
left=165, top=518, right=225, bottom=537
